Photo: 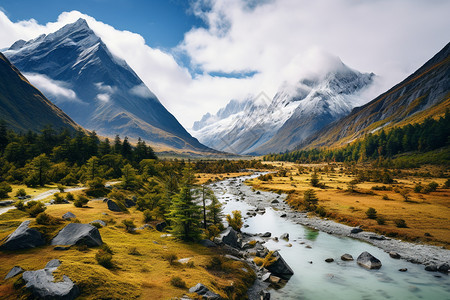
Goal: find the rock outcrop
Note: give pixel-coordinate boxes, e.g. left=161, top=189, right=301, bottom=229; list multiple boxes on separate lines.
left=107, top=200, right=122, bottom=212
left=0, top=220, right=45, bottom=251
left=5, top=266, right=24, bottom=279
left=216, top=227, right=240, bottom=248
left=62, top=212, right=76, bottom=220
left=266, top=251, right=294, bottom=279
left=22, top=259, right=79, bottom=300
left=51, top=223, right=102, bottom=247
left=188, top=283, right=221, bottom=299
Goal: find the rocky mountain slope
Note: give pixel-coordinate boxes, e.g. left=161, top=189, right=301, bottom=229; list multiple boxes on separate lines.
left=5, top=18, right=211, bottom=153
left=0, top=52, right=81, bottom=133
left=192, top=59, right=374, bottom=155
left=299, top=42, right=450, bottom=150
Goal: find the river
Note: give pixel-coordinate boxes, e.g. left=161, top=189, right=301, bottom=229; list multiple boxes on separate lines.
left=210, top=173, right=450, bottom=300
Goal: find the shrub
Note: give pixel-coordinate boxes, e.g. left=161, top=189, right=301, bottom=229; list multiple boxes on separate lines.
left=100, top=243, right=113, bottom=254
left=26, top=201, right=46, bottom=217
left=122, top=219, right=136, bottom=233
left=74, top=195, right=89, bottom=207
left=424, top=181, right=439, bottom=193
left=444, top=179, right=450, bottom=189
left=57, top=184, right=65, bottom=193
left=206, top=224, right=220, bottom=240
left=376, top=216, right=386, bottom=225
left=315, top=206, right=327, bottom=217
left=170, top=276, right=186, bottom=289
left=128, top=247, right=142, bottom=256
left=365, top=207, right=377, bottom=219
left=15, top=200, right=25, bottom=211
left=303, top=189, right=318, bottom=210
left=164, top=253, right=178, bottom=265
left=66, top=192, right=74, bottom=201
left=15, top=188, right=26, bottom=197
left=414, top=184, right=423, bottom=193
left=95, top=249, right=113, bottom=268
left=0, top=182, right=12, bottom=199
left=53, top=193, right=65, bottom=204
left=253, top=251, right=276, bottom=268
left=382, top=194, right=390, bottom=200
left=395, top=219, right=407, bottom=228
left=36, top=212, right=59, bottom=225
left=143, top=209, right=152, bottom=223
left=226, top=210, right=243, bottom=231
left=206, top=256, right=224, bottom=271
left=91, top=222, right=103, bottom=229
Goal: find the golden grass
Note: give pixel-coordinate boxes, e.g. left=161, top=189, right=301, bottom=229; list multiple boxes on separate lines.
left=247, top=165, right=450, bottom=247
left=195, top=172, right=253, bottom=185
left=0, top=201, right=254, bottom=299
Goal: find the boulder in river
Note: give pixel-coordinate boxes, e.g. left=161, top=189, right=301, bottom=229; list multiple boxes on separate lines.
left=62, top=212, right=76, bottom=220
left=341, top=254, right=354, bottom=261
left=217, top=227, right=239, bottom=248
left=325, top=258, right=334, bottom=263
left=389, top=251, right=401, bottom=259
left=424, top=264, right=438, bottom=272
left=107, top=200, right=122, bottom=212
left=188, top=283, right=221, bottom=299
left=22, top=259, right=79, bottom=300
left=0, top=220, right=45, bottom=251
left=51, top=223, right=102, bottom=247
left=266, top=251, right=294, bottom=279
left=271, top=199, right=279, bottom=204
left=438, top=263, right=449, bottom=273
left=280, top=233, right=289, bottom=241
left=357, top=251, right=382, bottom=269
left=261, top=232, right=271, bottom=238
left=5, top=266, right=24, bottom=280
left=260, top=290, right=271, bottom=300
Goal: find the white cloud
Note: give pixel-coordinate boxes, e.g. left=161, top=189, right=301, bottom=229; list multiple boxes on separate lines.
left=96, top=93, right=110, bottom=102
left=0, top=1, right=449, bottom=130
left=23, top=72, right=79, bottom=103
left=130, top=84, right=156, bottom=99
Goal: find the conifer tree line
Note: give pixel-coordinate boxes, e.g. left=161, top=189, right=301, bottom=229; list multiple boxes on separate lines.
left=264, top=113, right=450, bottom=164
left=0, top=122, right=156, bottom=186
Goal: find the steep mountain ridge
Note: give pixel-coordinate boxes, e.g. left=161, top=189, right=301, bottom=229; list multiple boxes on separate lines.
left=0, top=52, right=81, bottom=133
left=298, top=42, right=450, bottom=150
left=192, top=60, right=374, bottom=155
left=5, top=18, right=212, bottom=153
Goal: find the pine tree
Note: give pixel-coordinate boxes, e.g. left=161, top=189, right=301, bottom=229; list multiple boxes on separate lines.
left=167, top=185, right=202, bottom=241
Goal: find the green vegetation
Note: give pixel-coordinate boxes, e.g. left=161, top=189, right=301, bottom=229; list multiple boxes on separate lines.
left=365, top=207, right=377, bottom=219
left=226, top=210, right=243, bottom=232
left=264, top=113, right=450, bottom=166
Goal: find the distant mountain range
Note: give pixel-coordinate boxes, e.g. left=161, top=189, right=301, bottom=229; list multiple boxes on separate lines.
left=0, top=52, right=80, bottom=133
left=192, top=58, right=374, bottom=155
left=299, top=42, right=450, bottom=150
left=5, top=18, right=213, bottom=153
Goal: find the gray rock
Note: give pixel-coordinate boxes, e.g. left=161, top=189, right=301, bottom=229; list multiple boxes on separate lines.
left=156, top=221, right=167, bottom=232
left=438, top=263, right=449, bottom=273
left=351, top=227, right=363, bottom=234
left=45, top=259, right=62, bottom=269
left=62, top=212, right=76, bottom=220
left=90, top=220, right=106, bottom=227
left=22, top=260, right=79, bottom=300
left=325, top=258, right=334, bottom=263
left=188, top=283, right=221, bottom=299
left=107, top=200, right=122, bottom=212
left=357, top=251, right=382, bottom=269
left=280, top=233, right=289, bottom=241
left=200, top=239, right=217, bottom=247
left=266, top=251, right=294, bottom=279
left=51, top=223, right=103, bottom=247
left=280, top=213, right=287, bottom=218
left=425, top=264, right=438, bottom=272
left=218, top=227, right=239, bottom=248
left=261, top=272, right=271, bottom=282
left=5, top=266, right=23, bottom=279
left=389, top=251, right=401, bottom=259
left=0, top=220, right=45, bottom=251
left=399, top=268, right=408, bottom=272
left=341, top=254, right=354, bottom=261
left=271, top=199, right=279, bottom=204
left=261, top=232, right=271, bottom=238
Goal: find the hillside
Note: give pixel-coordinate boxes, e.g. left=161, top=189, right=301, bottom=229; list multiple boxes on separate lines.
left=299, top=42, right=450, bottom=150
left=0, top=53, right=81, bottom=133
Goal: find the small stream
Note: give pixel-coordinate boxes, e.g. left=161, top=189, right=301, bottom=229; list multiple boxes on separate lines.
left=211, top=174, right=450, bottom=300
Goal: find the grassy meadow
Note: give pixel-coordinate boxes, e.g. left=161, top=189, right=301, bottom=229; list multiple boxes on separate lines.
left=247, top=162, right=450, bottom=247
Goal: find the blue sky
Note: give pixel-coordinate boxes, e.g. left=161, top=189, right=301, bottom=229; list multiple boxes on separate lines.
left=0, top=0, right=449, bottom=128
left=0, top=0, right=204, bottom=49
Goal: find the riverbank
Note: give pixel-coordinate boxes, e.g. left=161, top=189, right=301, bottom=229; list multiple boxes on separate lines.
left=216, top=173, right=449, bottom=269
